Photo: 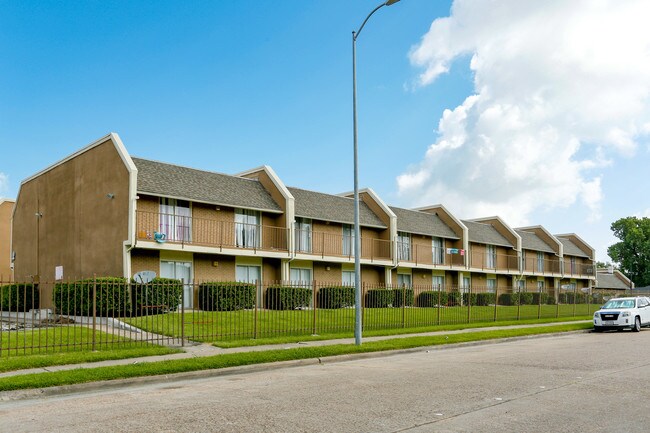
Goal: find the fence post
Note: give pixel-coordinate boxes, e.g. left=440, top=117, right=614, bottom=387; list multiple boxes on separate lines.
left=493, top=286, right=498, bottom=322
left=312, top=281, right=317, bottom=335
left=254, top=280, right=259, bottom=339
left=556, top=286, right=560, bottom=318
left=402, top=286, right=406, bottom=328
left=92, top=275, right=97, bottom=352
left=181, top=279, right=185, bottom=347
left=537, top=286, right=542, bottom=319
left=437, top=286, right=441, bottom=326
left=467, top=285, right=471, bottom=324
left=517, top=284, right=521, bottom=321
left=573, top=285, right=577, bottom=317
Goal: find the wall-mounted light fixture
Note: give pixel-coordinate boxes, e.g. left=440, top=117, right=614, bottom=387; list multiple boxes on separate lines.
left=107, top=193, right=115, bottom=199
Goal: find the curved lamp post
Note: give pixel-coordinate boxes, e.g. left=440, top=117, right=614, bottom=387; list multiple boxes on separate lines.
left=352, top=0, right=401, bottom=346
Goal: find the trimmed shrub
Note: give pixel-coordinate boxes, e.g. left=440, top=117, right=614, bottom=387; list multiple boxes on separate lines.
left=131, top=277, right=183, bottom=315
left=558, top=292, right=589, bottom=304
left=317, top=286, right=355, bottom=309
left=266, top=286, right=312, bottom=310
left=546, top=295, right=557, bottom=305
left=531, top=292, right=549, bottom=305
left=447, top=291, right=461, bottom=306
left=54, top=278, right=130, bottom=317
left=365, top=289, right=393, bottom=308
left=197, top=282, right=255, bottom=311
left=417, top=290, right=441, bottom=307
left=499, top=292, right=534, bottom=306
left=392, top=288, right=414, bottom=307
left=0, top=283, right=39, bottom=312
left=470, top=292, right=495, bottom=306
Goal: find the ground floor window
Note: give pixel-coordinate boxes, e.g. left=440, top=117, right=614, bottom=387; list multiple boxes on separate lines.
left=290, top=267, right=313, bottom=288
left=342, top=270, right=354, bottom=286
left=160, top=260, right=192, bottom=308
left=236, top=265, right=261, bottom=284
left=432, top=275, right=444, bottom=290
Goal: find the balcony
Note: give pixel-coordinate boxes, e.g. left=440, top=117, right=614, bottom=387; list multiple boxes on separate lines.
left=396, top=243, right=465, bottom=268
left=565, top=262, right=595, bottom=278
left=469, top=250, right=519, bottom=272
left=136, top=210, right=289, bottom=253
left=295, top=229, right=391, bottom=262
left=523, top=256, right=562, bottom=275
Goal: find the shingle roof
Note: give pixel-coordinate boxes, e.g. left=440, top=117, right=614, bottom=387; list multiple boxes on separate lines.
left=462, top=220, right=513, bottom=247
left=515, top=229, right=555, bottom=253
left=558, top=238, right=590, bottom=258
left=390, top=206, right=458, bottom=239
left=288, top=187, right=386, bottom=228
left=596, top=271, right=631, bottom=290
left=133, top=158, right=282, bottom=212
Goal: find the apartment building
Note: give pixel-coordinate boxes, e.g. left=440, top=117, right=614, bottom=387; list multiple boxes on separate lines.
left=11, top=133, right=598, bottom=307
left=0, top=198, right=15, bottom=281
left=595, top=267, right=633, bottom=291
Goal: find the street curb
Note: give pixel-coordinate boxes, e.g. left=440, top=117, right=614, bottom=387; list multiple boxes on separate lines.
left=0, top=329, right=589, bottom=402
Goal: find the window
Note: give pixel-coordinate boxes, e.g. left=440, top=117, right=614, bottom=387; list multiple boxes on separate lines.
left=295, top=218, right=312, bottom=253
left=342, top=270, right=354, bottom=286
left=537, top=280, right=544, bottom=291
left=397, top=232, right=411, bottom=261
left=235, top=209, right=261, bottom=248
left=432, top=237, right=444, bottom=265
left=486, top=245, right=497, bottom=268
left=397, top=272, right=412, bottom=288
left=462, top=276, right=471, bottom=290
left=487, top=279, right=497, bottom=293
left=517, top=279, right=525, bottom=292
left=160, top=261, right=192, bottom=308
left=342, top=224, right=355, bottom=256
left=432, top=275, right=445, bottom=290
left=570, top=257, right=576, bottom=274
left=236, top=265, right=261, bottom=283
left=290, top=267, right=313, bottom=288
left=537, top=252, right=544, bottom=273
left=159, top=198, right=191, bottom=242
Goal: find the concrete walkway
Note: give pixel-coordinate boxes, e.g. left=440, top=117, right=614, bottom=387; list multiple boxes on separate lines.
left=0, top=321, right=590, bottom=379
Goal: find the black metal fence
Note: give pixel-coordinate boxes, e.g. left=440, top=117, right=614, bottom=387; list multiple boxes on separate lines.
left=1, top=278, right=614, bottom=357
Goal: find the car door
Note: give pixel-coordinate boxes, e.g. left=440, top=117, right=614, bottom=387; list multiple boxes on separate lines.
left=641, top=297, right=650, bottom=325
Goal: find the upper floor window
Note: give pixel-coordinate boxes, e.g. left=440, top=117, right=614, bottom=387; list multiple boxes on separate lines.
left=432, top=237, right=444, bottom=265
left=537, top=252, right=544, bottom=272
left=295, top=218, right=312, bottom=253
left=486, top=244, right=497, bottom=268
left=159, top=198, right=191, bottom=242
left=397, top=232, right=411, bottom=261
left=235, top=209, right=260, bottom=248
left=570, top=257, right=576, bottom=274
left=342, top=224, right=355, bottom=256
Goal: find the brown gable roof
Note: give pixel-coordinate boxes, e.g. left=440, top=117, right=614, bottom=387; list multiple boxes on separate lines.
left=289, top=187, right=386, bottom=228
left=133, top=158, right=282, bottom=212
left=390, top=206, right=458, bottom=239
left=558, top=238, right=590, bottom=258
left=462, top=220, right=513, bottom=247
left=515, top=229, right=555, bottom=253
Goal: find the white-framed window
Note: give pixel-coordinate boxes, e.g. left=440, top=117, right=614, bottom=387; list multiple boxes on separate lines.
left=432, top=275, right=444, bottom=290
left=537, top=252, right=544, bottom=272
left=517, top=279, right=525, bottom=292
left=295, top=218, right=312, bottom=253
left=570, top=257, right=576, bottom=274
left=462, top=276, right=471, bottom=290
left=235, top=209, right=261, bottom=248
left=290, top=267, right=313, bottom=288
left=342, top=224, right=355, bottom=256
left=397, top=272, right=412, bottom=288
left=487, top=278, right=497, bottom=293
left=397, top=232, right=411, bottom=261
left=342, top=270, right=355, bottom=286
left=160, top=260, right=193, bottom=308
left=159, top=198, right=191, bottom=242
left=432, top=237, right=444, bottom=265
left=537, top=280, right=545, bottom=291
left=236, top=265, right=261, bottom=283
left=486, top=245, right=497, bottom=268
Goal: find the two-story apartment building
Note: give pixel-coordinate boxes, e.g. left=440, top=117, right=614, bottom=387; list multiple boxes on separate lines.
left=11, top=133, right=598, bottom=307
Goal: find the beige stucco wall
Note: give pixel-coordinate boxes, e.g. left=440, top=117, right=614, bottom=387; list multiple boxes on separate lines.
left=0, top=200, right=14, bottom=281
left=12, top=139, right=130, bottom=306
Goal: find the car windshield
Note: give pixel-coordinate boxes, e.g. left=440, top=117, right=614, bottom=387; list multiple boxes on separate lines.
left=602, top=299, right=635, bottom=309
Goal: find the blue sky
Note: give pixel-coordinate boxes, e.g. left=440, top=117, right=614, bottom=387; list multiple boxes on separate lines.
left=1, top=0, right=649, bottom=263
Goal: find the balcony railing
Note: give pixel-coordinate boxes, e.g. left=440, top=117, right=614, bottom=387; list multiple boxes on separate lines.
left=470, top=250, right=519, bottom=272
left=523, top=256, right=561, bottom=274
left=396, top=243, right=465, bottom=267
left=565, top=262, right=594, bottom=278
left=295, top=229, right=391, bottom=261
left=137, top=211, right=289, bottom=253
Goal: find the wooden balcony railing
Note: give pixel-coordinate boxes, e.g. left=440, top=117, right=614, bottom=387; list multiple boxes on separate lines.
left=395, top=243, right=465, bottom=267
left=137, top=211, right=289, bottom=253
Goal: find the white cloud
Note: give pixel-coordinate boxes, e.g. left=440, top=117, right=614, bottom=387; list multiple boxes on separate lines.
left=0, top=172, right=8, bottom=197
left=399, top=0, right=650, bottom=224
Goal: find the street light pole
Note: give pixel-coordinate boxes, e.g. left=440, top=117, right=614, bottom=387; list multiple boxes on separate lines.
left=352, top=0, right=401, bottom=346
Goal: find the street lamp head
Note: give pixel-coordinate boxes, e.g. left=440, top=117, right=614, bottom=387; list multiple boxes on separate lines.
left=385, top=0, right=401, bottom=5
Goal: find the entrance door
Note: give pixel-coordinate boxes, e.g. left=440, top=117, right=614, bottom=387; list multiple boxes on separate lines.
left=160, top=261, right=193, bottom=308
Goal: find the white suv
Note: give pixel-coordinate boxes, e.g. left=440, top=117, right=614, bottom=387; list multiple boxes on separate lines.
left=593, top=296, right=650, bottom=332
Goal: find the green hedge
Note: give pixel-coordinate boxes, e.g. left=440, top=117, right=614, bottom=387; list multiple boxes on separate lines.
left=317, top=286, right=355, bottom=309
left=197, top=282, right=256, bottom=311
left=498, top=292, right=534, bottom=306
left=392, top=288, right=414, bottom=307
left=557, top=292, right=589, bottom=304
left=365, top=289, right=393, bottom=308
left=54, top=278, right=130, bottom=317
left=266, top=286, right=312, bottom=310
left=132, top=278, right=183, bottom=315
left=417, top=290, right=459, bottom=307
left=463, top=292, right=496, bottom=306
left=0, top=283, right=39, bottom=312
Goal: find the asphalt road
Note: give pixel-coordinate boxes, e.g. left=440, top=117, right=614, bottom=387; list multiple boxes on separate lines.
left=2, top=330, right=650, bottom=432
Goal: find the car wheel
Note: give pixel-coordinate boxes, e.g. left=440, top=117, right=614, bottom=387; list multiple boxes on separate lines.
left=633, top=316, right=641, bottom=332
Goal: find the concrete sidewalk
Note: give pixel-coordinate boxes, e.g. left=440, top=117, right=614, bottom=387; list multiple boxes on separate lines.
left=0, top=321, right=590, bottom=379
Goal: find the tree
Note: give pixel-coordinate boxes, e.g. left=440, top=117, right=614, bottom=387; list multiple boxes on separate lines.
left=607, top=217, right=650, bottom=287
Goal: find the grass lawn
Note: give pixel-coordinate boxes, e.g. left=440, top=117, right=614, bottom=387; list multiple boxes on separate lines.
left=124, top=303, right=599, bottom=342
left=0, top=321, right=592, bottom=392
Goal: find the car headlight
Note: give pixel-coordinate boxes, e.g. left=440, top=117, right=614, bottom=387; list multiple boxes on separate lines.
left=621, top=311, right=631, bottom=317
left=594, top=312, right=600, bottom=319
